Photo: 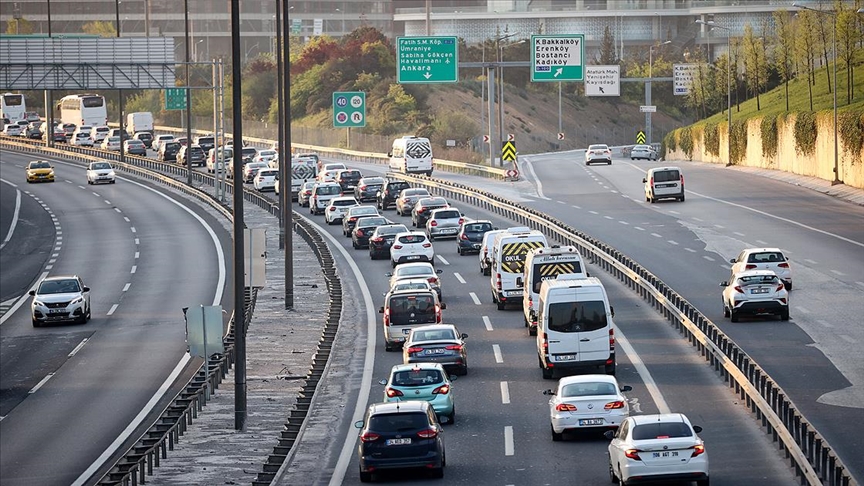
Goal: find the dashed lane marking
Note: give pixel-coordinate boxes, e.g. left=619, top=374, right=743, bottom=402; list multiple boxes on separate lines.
left=107, top=304, right=119, bottom=316
left=483, top=316, right=493, bottom=331
left=470, top=292, right=481, bottom=305
left=685, top=248, right=696, bottom=253
left=830, top=270, right=845, bottom=276
left=817, top=320, right=834, bottom=328
left=492, top=344, right=503, bottom=363
left=703, top=256, right=715, bottom=261
left=29, top=373, right=55, bottom=394
left=500, top=382, right=511, bottom=404
left=651, top=233, right=662, bottom=238
left=454, top=272, right=466, bottom=284
left=436, top=255, right=449, bottom=265
left=667, top=240, right=679, bottom=245
left=504, top=426, right=514, bottom=456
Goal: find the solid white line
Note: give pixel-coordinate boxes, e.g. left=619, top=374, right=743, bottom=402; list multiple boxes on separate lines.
left=804, top=259, right=819, bottom=265
left=504, top=426, right=514, bottom=456
left=453, top=272, right=466, bottom=284
left=521, top=157, right=547, bottom=200
left=71, top=354, right=192, bottom=486
left=0, top=180, right=22, bottom=251
left=492, top=344, right=503, bottom=363
left=28, top=373, right=55, bottom=394
left=106, top=304, right=119, bottom=316
left=130, top=265, right=137, bottom=274
left=68, top=339, right=89, bottom=357
left=817, top=320, right=834, bottom=328
left=840, top=335, right=857, bottom=344
left=470, top=292, right=481, bottom=305
left=703, top=256, right=715, bottom=262
left=483, top=316, right=493, bottom=331
left=614, top=327, right=670, bottom=414
left=122, top=283, right=131, bottom=292
left=500, top=382, right=511, bottom=404
left=830, top=270, right=845, bottom=276
left=436, top=255, right=449, bottom=265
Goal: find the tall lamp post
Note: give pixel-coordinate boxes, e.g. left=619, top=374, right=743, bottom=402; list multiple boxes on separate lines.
left=647, top=40, right=671, bottom=145
left=494, top=31, right=518, bottom=167
left=793, top=3, right=840, bottom=185
left=696, top=20, right=732, bottom=166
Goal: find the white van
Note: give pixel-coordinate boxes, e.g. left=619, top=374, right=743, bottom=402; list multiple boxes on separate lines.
left=522, top=246, right=588, bottom=336
left=290, top=157, right=318, bottom=200
left=490, top=227, right=548, bottom=310
left=389, top=136, right=433, bottom=176
left=126, top=112, right=154, bottom=134
left=643, top=166, right=685, bottom=203
left=479, top=229, right=507, bottom=276
left=536, top=276, right=616, bottom=379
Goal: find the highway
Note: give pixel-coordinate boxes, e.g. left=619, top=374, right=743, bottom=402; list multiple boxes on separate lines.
left=0, top=150, right=232, bottom=486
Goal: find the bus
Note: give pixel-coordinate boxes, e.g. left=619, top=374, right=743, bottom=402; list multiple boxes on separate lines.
left=1, top=93, right=26, bottom=122
left=57, top=94, right=107, bottom=128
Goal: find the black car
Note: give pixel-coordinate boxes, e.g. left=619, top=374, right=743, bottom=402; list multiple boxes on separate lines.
left=159, top=141, right=181, bottom=162
left=133, top=131, right=153, bottom=149
left=351, top=216, right=391, bottom=249
left=336, top=169, right=362, bottom=193
left=342, top=206, right=381, bottom=237
left=241, top=146, right=258, bottom=164
left=369, top=223, right=410, bottom=260
left=354, top=401, right=445, bottom=482
left=355, top=176, right=385, bottom=203
left=411, top=197, right=449, bottom=228
left=456, top=220, right=496, bottom=255
left=178, top=144, right=206, bottom=166
left=377, top=179, right=411, bottom=210
left=195, top=135, right=216, bottom=153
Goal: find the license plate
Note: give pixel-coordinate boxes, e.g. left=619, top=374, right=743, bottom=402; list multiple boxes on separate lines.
left=473, top=244, right=481, bottom=249
left=752, top=288, right=768, bottom=294
left=406, top=255, right=421, bottom=260
left=49, top=309, right=65, bottom=314
left=557, top=354, right=576, bottom=361
left=442, top=228, right=457, bottom=234
left=579, top=419, right=605, bottom=426
left=386, top=438, right=411, bottom=446
left=652, top=451, right=679, bottom=458
left=425, top=349, right=446, bottom=355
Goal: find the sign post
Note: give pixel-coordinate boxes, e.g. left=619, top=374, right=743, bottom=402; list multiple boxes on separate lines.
left=396, top=36, right=458, bottom=84
left=531, top=34, right=585, bottom=82
left=332, top=91, right=366, bottom=129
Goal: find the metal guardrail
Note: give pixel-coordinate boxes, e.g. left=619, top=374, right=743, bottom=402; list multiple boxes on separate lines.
left=3, top=137, right=855, bottom=486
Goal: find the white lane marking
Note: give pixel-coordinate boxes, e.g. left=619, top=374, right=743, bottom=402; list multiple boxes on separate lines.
left=52, top=253, right=58, bottom=257
left=634, top=226, right=645, bottom=231
left=122, top=283, right=131, bottom=292
left=0, top=180, right=22, bottom=250
left=130, top=227, right=137, bottom=233
left=756, top=239, right=768, bottom=245
left=797, top=306, right=810, bottom=314
left=856, top=282, right=864, bottom=288
left=500, top=382, right=511, bottom=404
left=667, top=240, right=679, bottom=245
left=436, top=255, right=449, bottom=265
left=56, top=231, right=62, bottom=236
left=840, top=335, right=857, bottom=344
left=667, top=210, right=680, bottom=215
left=104, top=199, right=111, bottom=205
left=693, top=217, right=704, bottom=222
left=504, top=426, right=514, bottom=456
left=830, top=270, right=845, bottom=276
left=114, top=207, right=122, bottom=213
left=715, top=224, right=725, bottom=229
left=733, top=231, right=745, bottom=237
left=134, top=251, right=140, bottom=259
left=45, top=265, right=53, bottom=270
left=604, top=215, right=613, bottom=220
left=130, top=265, right=137, bottom=274
left=56, top=236, right=62, bottom=240
left=651, top=233, right=662, bottom=238
left=685, top=248, right=696, bottom=253
left=54, top=246, right=61, bottom=251
left=804, top=259, right=818, bottom=265
left=72, top=354, right=193, bottom=486
left=817, top=320, right=834, bottom=328
left=571, top=205, right=581, bottom=209
left=521, top=157, right=548, bottom=200
left=688, top=189, right=864, bottom=248
left=492, top=344, right=503, bottom=363
left=134, top=238, right=139, bottom=245
left=470, top=292, right=481, bottom=305
left=92, top=192, right=99, bottom=197
left=68, top=339, right=89, bottom=357
left=703, top=256, right=715, bottom=262
left=556, top=200, right=566, bottom=204
left=589, top=210, right=599, bottom=215
left=453, top=272, right=466, bottom=284
left=483, top=316, right=493, bottom=331
left=619, top=221, right=629, bottom=225
left=49, top=259, right=56, bottom=264
left=610, top=190, right=619, bottom=194
left=123, top=216, right=131, bottom=222
left=614, top=326, right=671, bottom=414
left=107, top=304, right=119, bottom=316
left=28, top=373, right=55, bottom=394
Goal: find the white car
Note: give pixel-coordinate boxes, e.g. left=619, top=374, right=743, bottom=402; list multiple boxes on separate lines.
left=86, top=161, right=116, bottom=185
left=606, top=414, right=709, bottom=486
left=390, top=231, right=435, bottom=267
left=253, top=168, right=279, bottom=192
left=729, top=247, right=792, bottom=290
left=309, top=181, right=343, bottom=215
left=543, top=375, right=631, bottom=441
left=243, top=161, right=270, bottom=183
left=29, top=275, right=91, bottom=327
left=386, top=261, right=443, bottom=300
left=324, top=196, right=358, bottom=225
left=101, top=136, right=122, bottom=151
left=721, top=270, right=789, bottom=322
left=4, top=123, right=23, bottom=136
left=91, top=126, right=111, bottom=143
left=254, top=149, right=278, bottom=165
left=585, top=144, right=612, bottom=165
left=70, top=131, right=94, bottom=147
left=630, top=144, right=657, bottom=160
left=152, top=134, right=175, bottom=152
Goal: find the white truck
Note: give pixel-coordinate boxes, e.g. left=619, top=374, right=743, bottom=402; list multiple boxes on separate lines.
left=126, top=112, right=154, bottom=134
left=522, top=246, right=588, bottom=336
left=490, top=227, right=548, bottom=310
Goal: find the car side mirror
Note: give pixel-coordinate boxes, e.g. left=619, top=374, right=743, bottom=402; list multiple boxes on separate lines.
left=29, top=290, right=36, bottom=296
left=439, top=302, right=447, bottom=310
left=516, top=277, right=523, bottom=287
left=620, top=385, right=633, bottom=392
left=82, top=287, right=90, bottom=292
left=720, top=282, right=728, bottom=287
left=387, top=152, right=392, bottom=157
left=493, top=227, right=499, bottom=230
left=542, top=389, right=555, bottom=396
left=461, top=333, right=468, bottom=339
left=729, top=258, right=736, bottom=264
left=378, top=306, right=384, bottom=313
left=385, top=272, right=392, bottom=277
left=354, top=420, right=364, bottom=429
left=448, top=375, right=457, bottom=382
left=693, top=425, right=703, bottom=433
left=609, top=306, right=615, bottom=318
left=378, top=379, right=387, bottom=386
left=604, top=430, right=616, bottom=440
left=435, top=269, right=443, bottom=274
left=642, top=178, right=647, bottom=183
left=586, top=272, right=591, bottom=277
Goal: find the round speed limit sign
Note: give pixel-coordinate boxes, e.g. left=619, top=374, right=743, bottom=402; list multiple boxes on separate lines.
left=351, top=95, right=363, bottom=108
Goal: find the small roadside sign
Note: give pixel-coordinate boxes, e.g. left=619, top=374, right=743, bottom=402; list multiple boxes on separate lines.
left=640, top=106, right=657, bottom=113
left=584, top=65, right=620, bottom=97
left=531, top=34, right=585, bottom=82
left=636, top=131, right=647, bottom=144
left=483, top=135, right=490, bottom=143
left=502, top=141, right=517, bottom=161
left=333, top=91, right=365, bottom=128
left=557, top=133, right=565, bottom=140
left=507, top=133, right=515, bottom=142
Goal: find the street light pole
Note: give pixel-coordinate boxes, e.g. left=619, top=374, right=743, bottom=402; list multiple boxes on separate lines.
left=493, top=32, right=518, bottom=167
left=793, top=3, right=841, bottom=184
left=647, top=40, right=670, bottom=145
left=696, top=20, right=732, bottom=166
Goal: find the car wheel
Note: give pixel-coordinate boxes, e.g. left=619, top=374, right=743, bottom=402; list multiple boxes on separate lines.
left=723, top=304, right=730, bottom=318
left=605, top=362, right=616, bottom=376
left=459, top=365, right=468, bottom=376
left=359, top=468, right=372, bottom=483
left=551, top=425, right=563, bottom=442
left=541, top=364, right=553, bottom=380
left=86, top=305, right=91, bottom=321
left=696, top=479, right=709, bottom=486
left=630, top=157, right=634, bottom=161
left=679, top=194, right=685, bottom=202
left=648, top=195, right=655, bottom=204
left=608, top=160, right=612, bottom=165
left=730, top=309, right=740, bottom=323
left=497, top=300, right=505, bottom=311
left=391, top=259, right=397, bottom=268
left=784, top=282, right=792, bottom=291
left=352, top=240, right=358, bottom=249
left=529, top=326, right=537, bottom=337
left=384, top=342, right=393, bottom=352
left=609, top=464, right=618, bottom=484
left=428, top=233, right=434, bottom=241
left=32, top=318, right=41, bottom=328
left=780, top=309, right=790, bottom=321
left=447, top=407, right=456, bottom=425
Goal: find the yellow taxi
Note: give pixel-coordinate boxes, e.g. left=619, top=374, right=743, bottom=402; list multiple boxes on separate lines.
left=26, top=160, right=55, bottom=183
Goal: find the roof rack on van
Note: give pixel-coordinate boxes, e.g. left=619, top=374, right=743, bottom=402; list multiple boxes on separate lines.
left=506, top=226, right=532, bottom=233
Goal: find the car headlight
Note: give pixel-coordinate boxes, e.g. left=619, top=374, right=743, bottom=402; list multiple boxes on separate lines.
left=33, top=300, right=45, bottom=307
left=108, top=170, right=116, bottom=177
left=71, top=297, right=84, bottom=305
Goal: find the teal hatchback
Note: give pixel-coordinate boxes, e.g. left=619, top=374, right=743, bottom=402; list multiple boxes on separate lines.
left=380, top=363, right=457, bottom=425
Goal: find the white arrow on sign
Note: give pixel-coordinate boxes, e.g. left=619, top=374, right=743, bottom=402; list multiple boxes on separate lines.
left=424, top=72, right=432, bottom=79
left=554, top=68, right=563, bottom=78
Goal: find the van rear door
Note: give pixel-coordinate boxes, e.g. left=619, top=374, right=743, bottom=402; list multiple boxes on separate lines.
left=571, top=288, right=610, bottom=362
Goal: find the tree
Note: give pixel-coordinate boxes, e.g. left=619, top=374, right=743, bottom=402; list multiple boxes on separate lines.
left=836, top=3, right=862, bottom=104
left=814, top=5, right=832, bottom=93
left=794, top=11, right=818, bottom=110
left=82, top=20, right=117, bottom=38
left=742, top=23, right=768, bottom=111
left=596, top=25, right=619, bottom=65
left=5, top=17, right=34, bottom=35
left=772, top=10, right=796, bottom=111
left=431, top=111, right=479, bottom=146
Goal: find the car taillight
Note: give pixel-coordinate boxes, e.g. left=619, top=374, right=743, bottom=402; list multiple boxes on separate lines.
left=430, top=221, right=438, bottom=226
left=356, top=229, right=364, bottom=236
left=555, top=403, right=577, bottom=412
left=605, top=401, right=625, bottom=410
left=392, top=244, right=402, bottom=250
left=360, top=432, right=380, bottom=442
left=422, top=243, right=432, bottom=248
left=649, top=177, right=654, bottom=187
left=460, top=234, right=469, bottom=240
left=776, top=283, right=785, bottom=292
left=680, top=174, right=685, bottom=185
left=778, top=262, right=789, bottom=268
left=417, top=429, right=438, bottom=439
left=609, top=327, right=615, bottom=349
left=745, top=264, right=757, bottom=270
left=348, top=217, right=357, bottom=222
left=444, top=344, right=462, bottom=351
left=495, top=273, right=502, bottom=291
left=359, top=185, right=366, bottom=190
left=458, top=218, right=464, bottom=225
left=383, top=309, right=390, bottom=326
left=406, top=346, right=423, bottom=354
left=427, top=277, right=438, bottom=285
left=624, top=449, right=641, bottom=460
left=329, top=206, right=336, bottom=211
left=385, top=388, right=403, bottom=398
left=691, top=444, right=705, bottom=457
left=734, top=286, right=744, bottom=294
left=432, top=384, right=450, bottom=395
left=371, top=237, right=383, bottom=243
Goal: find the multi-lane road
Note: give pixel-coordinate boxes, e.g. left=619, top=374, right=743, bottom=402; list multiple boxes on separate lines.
left=0, top=151, right=232, bottom=485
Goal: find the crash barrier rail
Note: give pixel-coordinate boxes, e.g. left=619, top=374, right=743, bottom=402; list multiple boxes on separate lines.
left=1, top=139, right=343, bottom=486
left=384, top=172, right=855, bottom=486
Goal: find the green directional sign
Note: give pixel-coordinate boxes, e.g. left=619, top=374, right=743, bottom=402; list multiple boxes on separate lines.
left=397, top=36, right=458, bottom=84
left=333, top=91, right=366, bottom=128
left=531, top=34, right=585, bottom=82
left=165, top=88, right=187, bottom=111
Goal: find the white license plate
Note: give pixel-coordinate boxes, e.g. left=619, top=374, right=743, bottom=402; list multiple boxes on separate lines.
left=752, top=288, right=768, bottom=294
left=442, top=228, right=457, bottom=234
left=472, top=244, right=481, bottom=249
left=579, top=419, right=604, bottom=426
left=652, top=451, right=679, bottom=458
left=406, top=255, right=421, bottom=260
left=49, top=309, right=65, bottom=314
left=557, top=354, right=576, bottom=361
left=386, top=438, right=412, bottom=446
left=425, top=349, right=446, bottom=355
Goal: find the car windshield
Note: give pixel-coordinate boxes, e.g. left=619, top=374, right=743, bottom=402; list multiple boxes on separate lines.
left=242, top=148, right=257, bottom=157
left=397, top=234, right=427, bottom=244
left=332, top=199, right=355, bottom=207
left=465, top=223, right=492, bottom=232
left=396, top=266, right=432, bottom=278
left=357, top=217, right=388, bottom=227
left=340, top=170, right=361, bottom=178
left=589, top=144, right=608, bottom=150
left=368, top=412, right=429, bottom=432
left=363, top=177, right=385, bottom=185
left=404, top=189, right=428, bottom=197
left=316, top=185, right=341, bottom=195
left=350, top=207, right=378, bottom=216
left=392, top=281, right=430, bottom=291
left=38, top=279, right=80, bottom=294
left=561, top=382, right=617, bottom=397
left=546, top=300, right=607, bottom=333
left=258, top=170, right=277, bottom=177
left=653, top=170, right=680, bottom=183
left=631, top=422, right=693, bottom=440
left=259, top=150, right=276, bottom=157
left=107, top=137, right=120, bottom=143
left=31, top=161, right=51, bottom=169
left=412, top=328, right=456, bottom=342
left=91, top=162, right=111, bottom=170
left=738, top=275, right=780, bottom=285
left=434, top=210, right=460, bottom=219
left=389, top=294, right=437, bottom=324
left=391, top=368, right=443, bottom=387
left=164, top=142, right=180, bottom=150
left=747, top=252, right=785, bottom=263
left=420, top=198, right=447, bottom=206
left=378, top=225, right=408, bottom=236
